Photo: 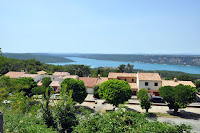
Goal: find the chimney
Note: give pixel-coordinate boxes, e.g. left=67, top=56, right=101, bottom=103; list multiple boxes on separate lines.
left=88, top=74, right=91, bottom=78
left=97, top=74, right=101, bottom=79
left=174, top=78, right=177, bottom=82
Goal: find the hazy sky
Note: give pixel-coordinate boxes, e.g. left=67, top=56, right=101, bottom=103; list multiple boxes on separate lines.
left=0, top=0, right=200, bottom=54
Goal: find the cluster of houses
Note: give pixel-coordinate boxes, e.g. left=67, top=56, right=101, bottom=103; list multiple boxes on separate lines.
left=5, top=70, right=196, bottom=96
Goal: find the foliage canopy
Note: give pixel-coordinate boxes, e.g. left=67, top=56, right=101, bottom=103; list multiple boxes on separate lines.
left=159, top=84, right=197, bottom=115
left=99, top=79, right=132, bottom=106
left=61, top=78, right=87, bottom=103
left=137, top=88, right=152, bottom=113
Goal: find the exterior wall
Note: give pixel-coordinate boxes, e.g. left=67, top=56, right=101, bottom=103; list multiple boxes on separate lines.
left=87, top=88, right=93, bottom=94
left=138, top=80, right=162, bottom=91
left=117, top=77, right=136, bottom=83
left=137, top=74, right=140, bottom=90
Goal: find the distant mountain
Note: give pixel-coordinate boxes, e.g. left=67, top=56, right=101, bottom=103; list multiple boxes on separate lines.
left=3, top=53, right=73, bottom=63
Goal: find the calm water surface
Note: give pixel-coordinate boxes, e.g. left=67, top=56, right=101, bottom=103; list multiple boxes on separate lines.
left=49, top=57, right=200, bottom=74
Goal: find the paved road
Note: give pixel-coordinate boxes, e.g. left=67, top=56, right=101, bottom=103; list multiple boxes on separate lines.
left=157, top=117, right=200, bottom=133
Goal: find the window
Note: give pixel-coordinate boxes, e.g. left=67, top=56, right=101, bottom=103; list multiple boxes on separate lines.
left=145, top=82, right=148, bottom=86
left=132, top=79, right=134, bottom=82
left=154, top=82, right=158, bottom=86
left=124, top=79, right=126, bottom=81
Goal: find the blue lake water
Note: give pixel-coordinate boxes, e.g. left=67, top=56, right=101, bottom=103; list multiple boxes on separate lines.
left=49, top=57, right=200, bottom=74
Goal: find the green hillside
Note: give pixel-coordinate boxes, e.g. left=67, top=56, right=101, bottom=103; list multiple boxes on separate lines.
left=3, top=53, right=73, bottom=63
left=68, top=54, right=200, bottom=67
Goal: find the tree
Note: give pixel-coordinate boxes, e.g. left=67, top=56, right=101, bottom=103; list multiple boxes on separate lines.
left=42, top=77, right=52, bottom=88
left=55, top=90, right=78, bottom=132
left=118, top=64, right=126, bottom=72
left=93, top=85, right=100, bottom=99
left=137, top=88, right=152, bottom=113
left=195, top=81, right=200, bottom=92
left=177, top=75, right=194, bottom=82
left=126, top=63, right=134, bottom=73
left=28, top=70, right=37, bottom=74
left=0, top=48, right=2, bottom=56
left=31, top=86, right=46, bottom=95
left=61, top=78, right=87, bottom=103
left=0, top=56, right=9, bottom=75
left=159, top=84, right=197, bottom=115
left=98, top=79, right=132, bottom=106
left=16, top=77, right=37, bottom=96
left=118, top=64, right=134, bottom=73
left=41, top=87, right=56, bottom=128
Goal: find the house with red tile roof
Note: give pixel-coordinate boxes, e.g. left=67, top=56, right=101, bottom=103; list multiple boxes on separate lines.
left=79, top=77, right=98, bottom=94
left=137, top=72, right=162, bottom=96
left=162, top=78, right=196, bottom=88
left=37, top=71, right=47, bottom=75
left=5, top=71, right=25, bottom=78
left=52, top=72, right=70, bottom=76
left=108, top=72, right=138, bottom=95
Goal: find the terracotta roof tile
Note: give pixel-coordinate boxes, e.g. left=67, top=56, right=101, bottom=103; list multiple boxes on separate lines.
left=50, top=81, right=60, bottom=87
left=37, top=71, right=47, bottom=75
left=96, top=77, right=108, bottom=85
left=20, top=74, right=38, bottom=78
left=108, top=72, right=137, bottom=79
left=79, top=77, right=97, bottom=87
left=5, top=71, right=25, bottom=78
left=37, top=80, right=42, bottom=86
left=137, top=73, right=162, bottom=81
left=59, top=75, right=79, bottom=79
left=52, top=72, right=69, bottom=76
left=162, top=80, right=196, bottom=87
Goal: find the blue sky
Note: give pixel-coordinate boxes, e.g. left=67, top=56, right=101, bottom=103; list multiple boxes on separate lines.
left=0, top=0, right=200, bottom=54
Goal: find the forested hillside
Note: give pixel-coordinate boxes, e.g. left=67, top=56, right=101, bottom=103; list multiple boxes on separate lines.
left=62, top=54, right=200, bottom=67
left=3, top=53, right=73, bottom=63
left=1, top=53, right=200, bottom=81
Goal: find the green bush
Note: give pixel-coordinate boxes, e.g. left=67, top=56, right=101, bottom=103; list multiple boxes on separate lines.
left=32, top=86, right=46, bottom=95
left=197, top=87, right=200, bottom=92
left=93, top=85, right=100, bottom=99
left=137, top=88, right=152, bottom=113
left=61, top=78, right=87, bottom=103
left=3, top=106, right=55, bottom=133
left=159, top=84, right=197, bottom=115
left=99, top=79, right=132, bottom=106
left=73, top=108, right=191, bottom=133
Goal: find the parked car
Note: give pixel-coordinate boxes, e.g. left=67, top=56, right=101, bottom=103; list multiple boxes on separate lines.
left=150, top=96, right=165, bottom=103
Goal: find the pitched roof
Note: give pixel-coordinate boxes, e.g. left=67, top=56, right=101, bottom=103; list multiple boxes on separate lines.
left=137, top=73, right=162, bottom=81
left=59, top=75, right=79, bottom=79
left=129, top=83, right=138, bottom=89
left=108, top=72, right=137, bottom=79
left=96, top=77, right=108, bottom=85
left=49, top=81, right=60, bottom=87
left=79, top=77, right=97, bottom=87
left=37, top=71, right=47, bottom=75
left=20, top=74, right=38, bottom=78
left=37, top=80, right=42, bottom=86
left=52, top=72, right=69, bottom=76
left=162, top=80, right=196, bottom=87
left=5, top=71, right=25, bottom=78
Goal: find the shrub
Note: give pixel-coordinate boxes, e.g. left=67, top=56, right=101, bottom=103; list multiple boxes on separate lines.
left=61, top=78, right=87, bottom=103
left=99, top=79, right=132, bottom=106
left=73, top=108, right=191, bottom=132
left=137, top=88, right=152, bottom=113
left=93, top=85, right=100, bottom=99
left=31, top=86, right=46, bottom=95
left=159, top=84, right=197, bottom=115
